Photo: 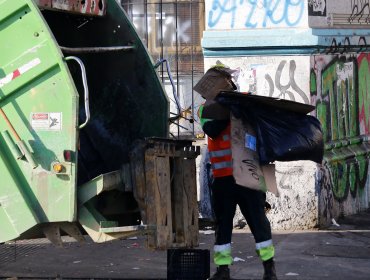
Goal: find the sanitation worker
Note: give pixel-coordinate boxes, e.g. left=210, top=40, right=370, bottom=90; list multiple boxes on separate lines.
left=197, top=65, right=277, bottom=280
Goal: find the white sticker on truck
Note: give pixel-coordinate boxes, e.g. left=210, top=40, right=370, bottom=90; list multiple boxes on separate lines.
left=31, top=112, right=62, bottom=131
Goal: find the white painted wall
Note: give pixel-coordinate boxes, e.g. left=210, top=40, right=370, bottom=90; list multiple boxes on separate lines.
left=267, top=161, right=319, bottom=230
left=204, top=56, right=310, bottom=104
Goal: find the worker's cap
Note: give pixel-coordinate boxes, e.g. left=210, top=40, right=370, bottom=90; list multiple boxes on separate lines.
left=209, top=61, right=237, bottom=77
left=193, top=61, right=237, bottom=100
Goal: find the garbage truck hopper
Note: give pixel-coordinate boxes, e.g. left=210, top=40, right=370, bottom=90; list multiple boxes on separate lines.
left=0, top=0, right=199, bottom=249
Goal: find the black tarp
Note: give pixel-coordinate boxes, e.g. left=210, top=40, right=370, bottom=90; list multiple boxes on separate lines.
left=216, top=91, right=324, bottom=165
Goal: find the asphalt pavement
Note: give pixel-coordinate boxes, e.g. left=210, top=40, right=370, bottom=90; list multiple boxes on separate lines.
left=1, top=210, right=370, bottom=280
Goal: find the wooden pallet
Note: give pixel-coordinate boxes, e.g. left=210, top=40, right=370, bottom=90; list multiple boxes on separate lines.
left=130, top=139, right=200, bottom=249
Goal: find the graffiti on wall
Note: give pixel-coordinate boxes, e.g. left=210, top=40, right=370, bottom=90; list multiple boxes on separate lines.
left=215, top=56, right=310, bottom=103
left=264, top=60, right=309, bottom=104
left=207, top=0, right=306, bottom=29
left=311, top=54, right=370, bottom=207
left=349, top=0, right=370, bottom=24
left=308, top=0, right=370, bottom=27
left=308, top=0, right=326, bottom=16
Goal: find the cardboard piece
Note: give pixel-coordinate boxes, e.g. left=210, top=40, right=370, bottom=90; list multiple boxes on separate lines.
left=231, top=115, right=278, bottom=195
left=261, top=164, right=278, bottom=196
left=193, top=69, right=234, bottom=101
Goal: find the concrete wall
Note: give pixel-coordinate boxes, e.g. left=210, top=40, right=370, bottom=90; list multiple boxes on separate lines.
left=198, top=0, right=370, bottom=229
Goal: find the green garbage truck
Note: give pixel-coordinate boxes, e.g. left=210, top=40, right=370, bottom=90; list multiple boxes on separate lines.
left=0, top=0, right=199, bottom=249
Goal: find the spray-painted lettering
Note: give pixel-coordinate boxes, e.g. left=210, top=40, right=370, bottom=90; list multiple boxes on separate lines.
left=358, top=54, right=370, bottom=134
left=349, top=0, right=370, bottom=24
left=308, top=0, right=326, bottom=16
left=265, top=60, right=309, bottom=104
left=208, top=0, right=305, bottom=29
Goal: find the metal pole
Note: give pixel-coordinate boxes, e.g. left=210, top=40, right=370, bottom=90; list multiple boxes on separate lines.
left=190, top=0, right=195, bottom=136
left=175, top=0, right=180, bottom=137
left=60, top=46, right=135, bottom=54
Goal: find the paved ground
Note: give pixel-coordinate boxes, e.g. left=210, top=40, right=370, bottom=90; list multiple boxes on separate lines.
left=1, top=210, right=370, bottom=280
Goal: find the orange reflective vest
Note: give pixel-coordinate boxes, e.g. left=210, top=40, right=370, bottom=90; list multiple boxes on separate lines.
left=207, top=124, right=233, bottom=177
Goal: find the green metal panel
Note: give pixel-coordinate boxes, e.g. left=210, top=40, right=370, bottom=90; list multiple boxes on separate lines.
left=0, top=0, right=78, bottom=242
left=0, top=0, right=171, bottom=243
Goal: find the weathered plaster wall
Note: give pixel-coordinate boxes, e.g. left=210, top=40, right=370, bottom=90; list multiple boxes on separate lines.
left=267, top=161, right=319, bottom=230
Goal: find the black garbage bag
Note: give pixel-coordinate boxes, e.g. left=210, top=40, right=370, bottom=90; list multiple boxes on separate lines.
left=216, top=93, right=324, bottom=165
left=250, top=106, right=323, bottom=164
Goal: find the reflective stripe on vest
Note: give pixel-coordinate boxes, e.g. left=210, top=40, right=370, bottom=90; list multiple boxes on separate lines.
left=212, top=161, right=233, bottom=170
left=209, top=149, right=232, bottom=158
